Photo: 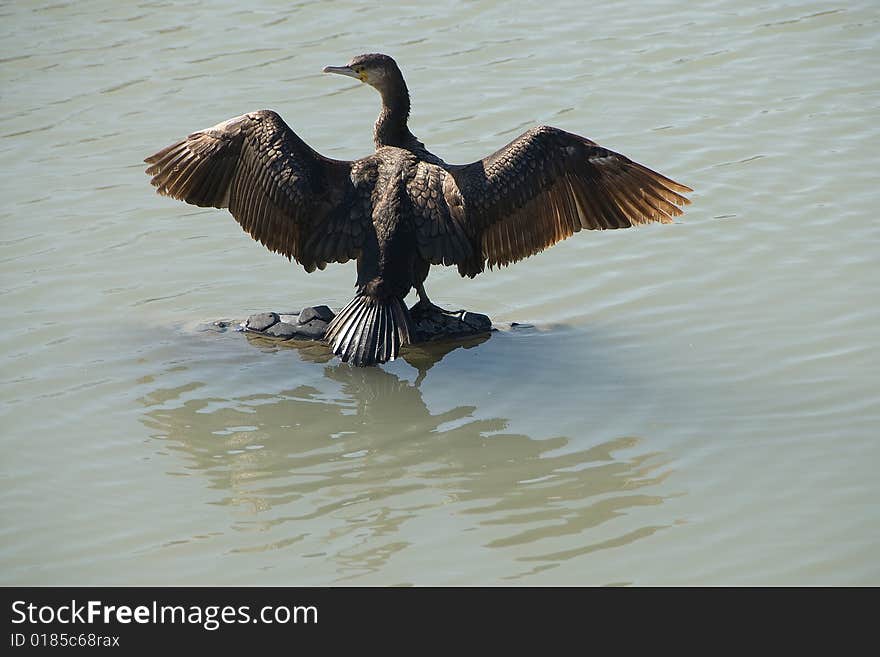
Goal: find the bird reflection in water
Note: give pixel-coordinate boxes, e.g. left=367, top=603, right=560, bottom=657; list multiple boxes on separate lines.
left=139, top=338, right=676, bottom=582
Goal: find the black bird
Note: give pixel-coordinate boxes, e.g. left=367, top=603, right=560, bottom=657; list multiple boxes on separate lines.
left=145, top=53, right=691, bottom=366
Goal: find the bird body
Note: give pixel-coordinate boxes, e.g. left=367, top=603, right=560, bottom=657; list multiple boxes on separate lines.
left=145, top=54, right=691, bottom=366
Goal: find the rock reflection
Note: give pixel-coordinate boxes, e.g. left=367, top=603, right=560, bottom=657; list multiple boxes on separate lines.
left=242, top=328, right=492, bottom=383
left=140, top=343, right=675, bottom=582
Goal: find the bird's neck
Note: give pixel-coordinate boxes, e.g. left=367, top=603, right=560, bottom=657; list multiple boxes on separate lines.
left=374, top=81, right=421, bottom=151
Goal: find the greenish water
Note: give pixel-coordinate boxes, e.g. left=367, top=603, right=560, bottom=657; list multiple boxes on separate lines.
left=2, top=0, right=878, bottom=585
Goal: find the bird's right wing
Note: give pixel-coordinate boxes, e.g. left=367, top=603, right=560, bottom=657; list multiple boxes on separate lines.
left=145, top=110, right=368, bottom=272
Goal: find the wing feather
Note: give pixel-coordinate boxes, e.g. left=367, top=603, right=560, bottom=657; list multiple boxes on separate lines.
left=144, top=110, right=368, bottom=272
left=407, top=125, right=691, bottom=277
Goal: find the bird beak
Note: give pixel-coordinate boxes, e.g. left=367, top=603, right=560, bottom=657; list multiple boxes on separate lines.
left=322, top=65, right=362, bottom=81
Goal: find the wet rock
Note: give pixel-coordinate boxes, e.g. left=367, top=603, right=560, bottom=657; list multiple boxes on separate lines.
left=261, top=319, right=327, bottom=340
left=246, top=312, right=279, bottom=332
left=410, top=306, right=492, bottom=342
left=195, top=321, right=233, bottom=334
left=264, top=322, right=298, bottom=338
left=461, top=311, right=492, bottom=333
left=244, top=306, right=333, bottom=341
left=294, top=319, right=329, bottom=340
left=298, top=305, right=335, bottom=324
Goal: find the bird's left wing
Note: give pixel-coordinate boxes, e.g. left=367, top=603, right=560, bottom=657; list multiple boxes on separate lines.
left=145, top=110, right=368, bottom=272
left=409, top=125, right=691, bottom=278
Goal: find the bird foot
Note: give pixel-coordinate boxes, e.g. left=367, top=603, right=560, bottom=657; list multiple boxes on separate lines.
left=410, top=300, right=466, bottom=319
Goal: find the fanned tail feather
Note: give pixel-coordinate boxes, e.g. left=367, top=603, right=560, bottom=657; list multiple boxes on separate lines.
left=324, top=294, right=413, bottom=366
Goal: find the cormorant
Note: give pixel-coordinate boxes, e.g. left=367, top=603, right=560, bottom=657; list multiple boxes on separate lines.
left=145, top=53, right=691, bottom=366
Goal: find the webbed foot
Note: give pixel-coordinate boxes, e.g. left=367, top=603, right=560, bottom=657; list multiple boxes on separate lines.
left=410, top=299, right=466, bottom=319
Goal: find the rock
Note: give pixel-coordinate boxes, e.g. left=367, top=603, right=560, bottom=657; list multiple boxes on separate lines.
left=410, top=306, right=493, bottom=342
left=265, top=322, right=300, bottom=338
left=294, top=319, right=329, bottom=340
left=298, top=305, right=335, bottom=324
left=246, top=312, right=279, bottom=332
left=262, top=317, right=329, bottom=340
left=195, top=320, right=233, bottom=333
left=461, top=311, right=492, bottom=333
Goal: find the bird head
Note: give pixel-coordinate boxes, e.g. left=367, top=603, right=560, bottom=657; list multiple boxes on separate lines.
left=323, top=53, right=402, bottom=93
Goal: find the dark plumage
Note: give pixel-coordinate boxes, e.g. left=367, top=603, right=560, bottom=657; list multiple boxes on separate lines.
left=145, top=53, right=692, bottom=366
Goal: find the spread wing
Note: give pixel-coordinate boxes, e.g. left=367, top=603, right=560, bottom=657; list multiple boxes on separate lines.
left=144, top=109, right=368, bottom=272
left=409, top=125, right=692, bottom=278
